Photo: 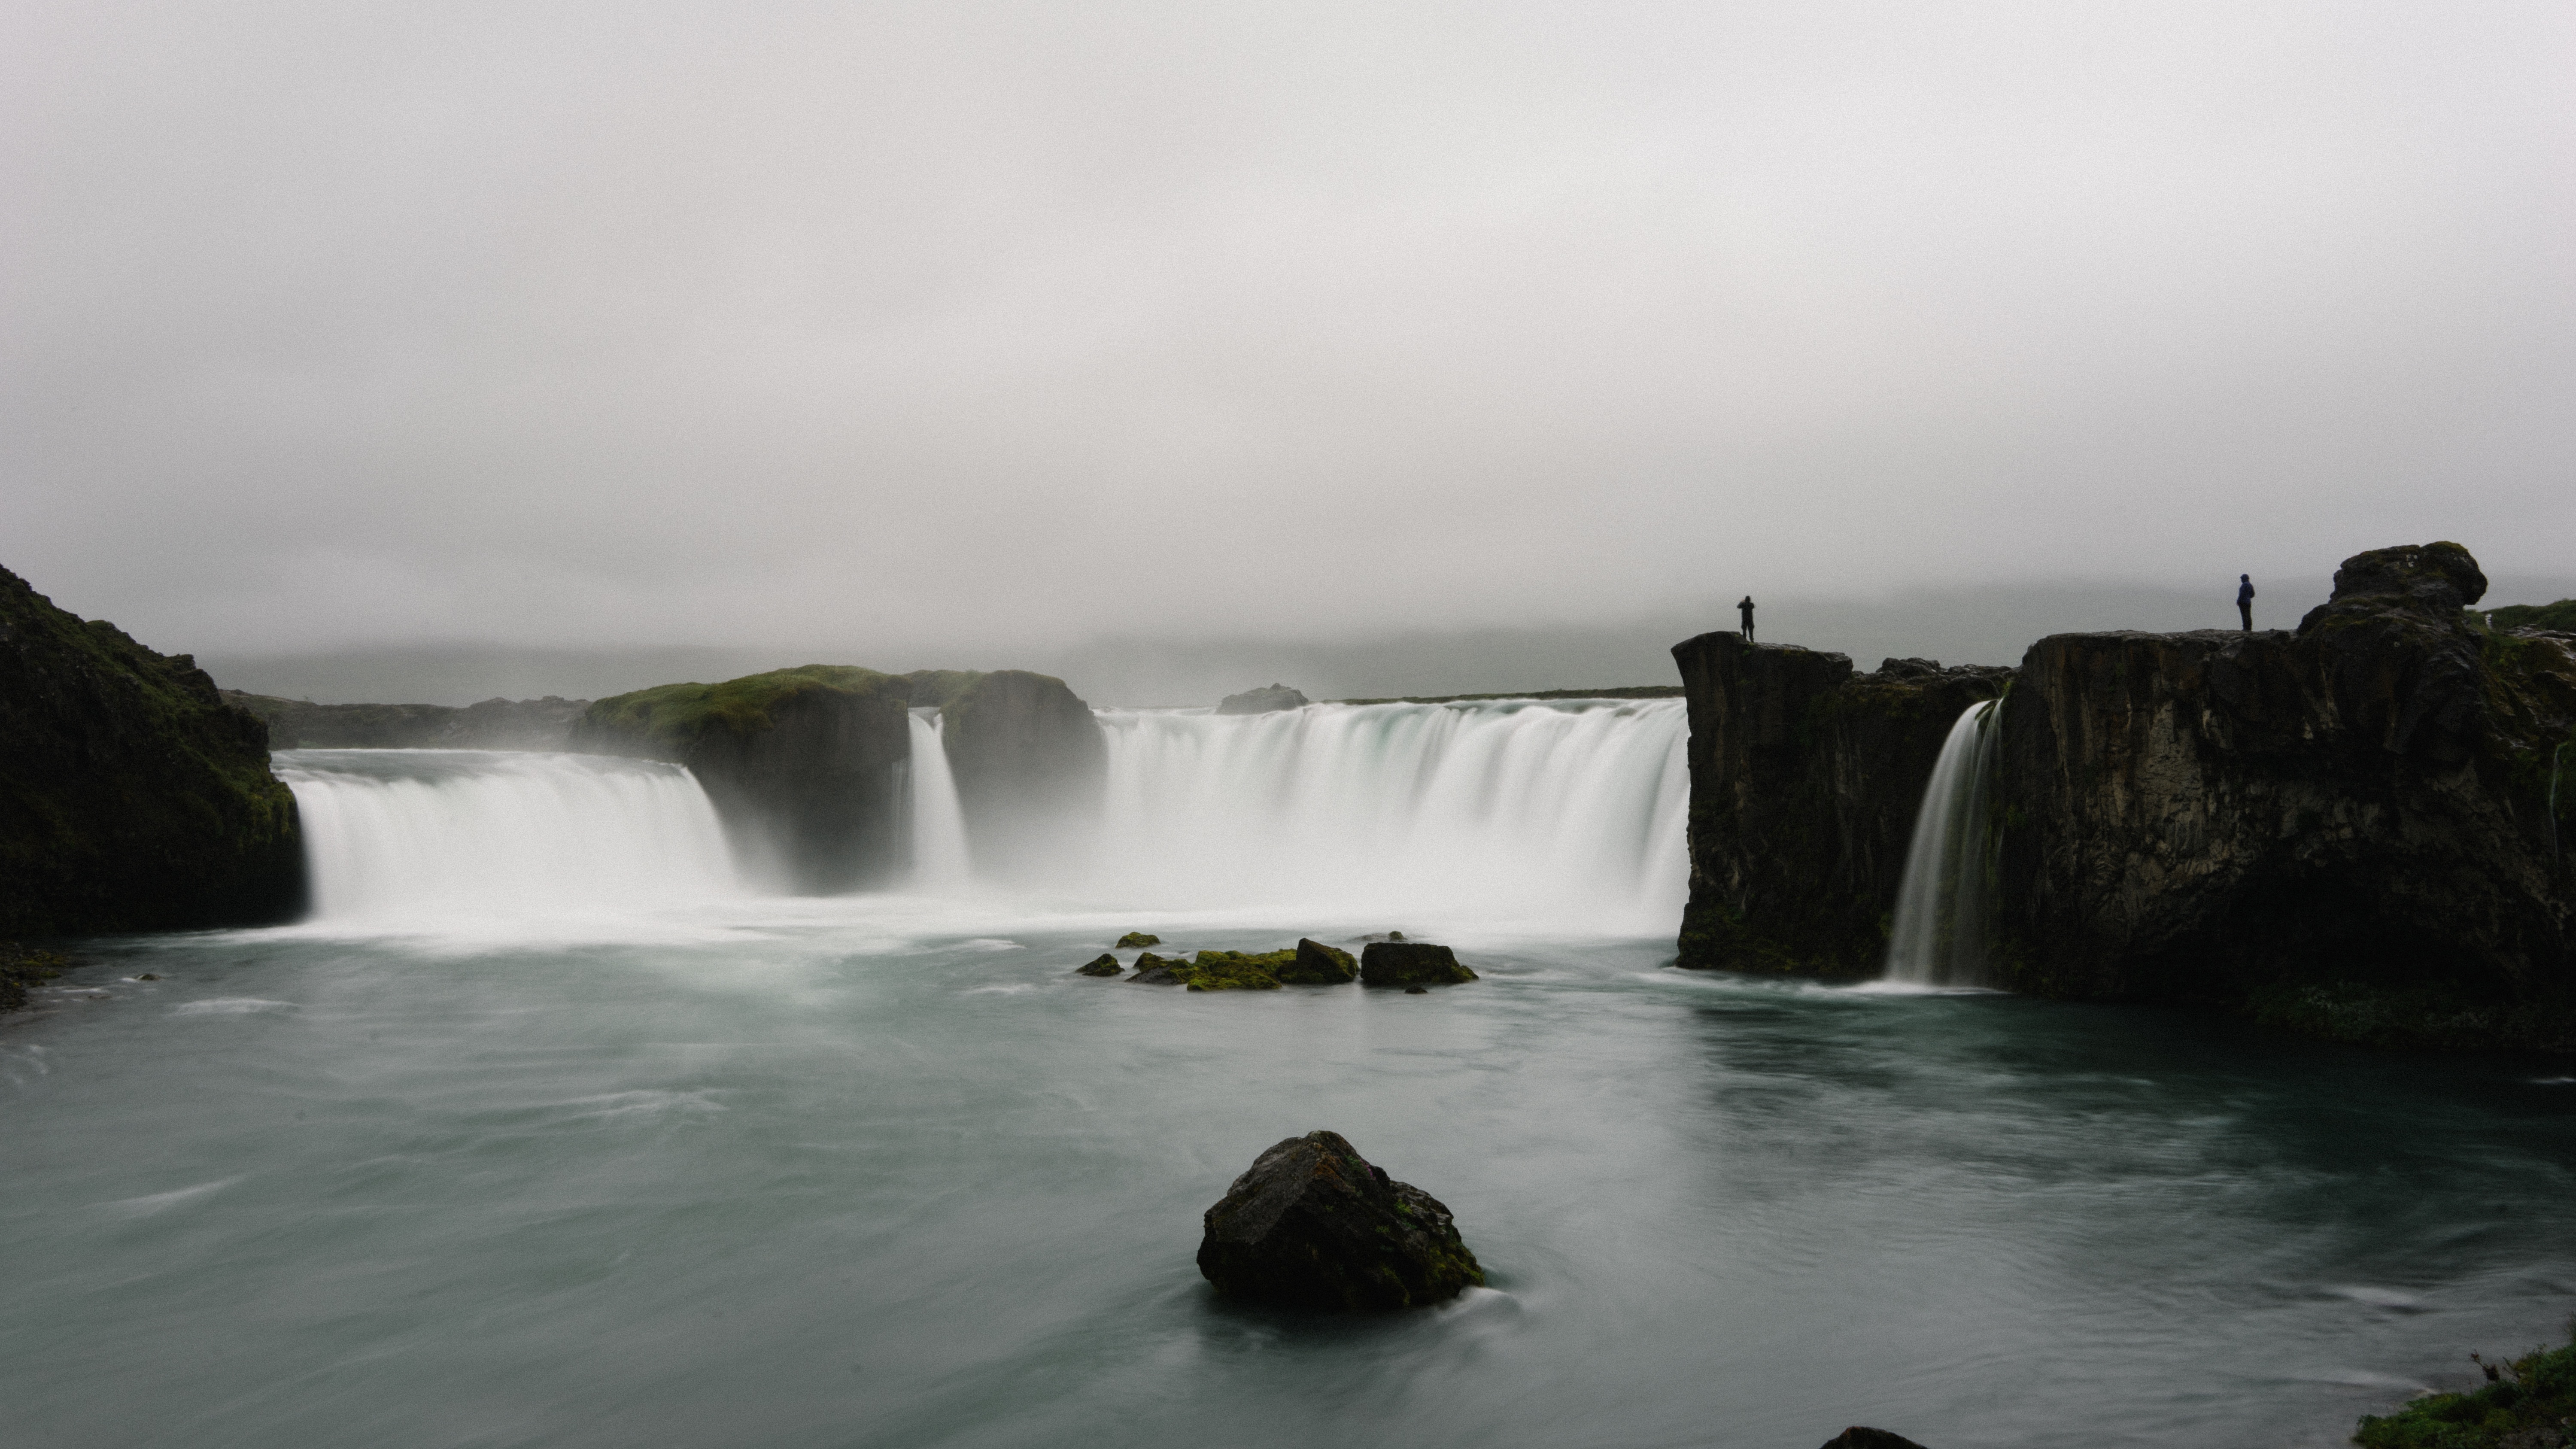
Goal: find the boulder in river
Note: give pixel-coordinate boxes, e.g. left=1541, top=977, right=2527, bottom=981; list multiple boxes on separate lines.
left=1074, top=954, right=1122, bottom=977
left=1129, top=952, right=1188, bottom=985
left=1115, top=931, right=1160, bottom=948
left=1196, top=1130, right=1483, bottom=1310
left=1184, top=950, right=1290, bottom=991
left=1360, top=941, right=1478, bottom=987
left=1275, top=938, right=1358, bottom=984
left=1818, top=1431, right=1928, bottom=1449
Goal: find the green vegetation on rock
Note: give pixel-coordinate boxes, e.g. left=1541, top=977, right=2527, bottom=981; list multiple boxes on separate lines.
left=0, top=564, right=304, bottom=934
left=1115, top=931, right=1160, bottom=948
left=2487, top=598, right=2576, bottom=635
left=0, top=941, right=70, bottom=1011
left=577, top=665, right=903, bottom=758
left=1276, top=938, right=1358, bottom=983
left=1074, top=953, right=1122, bottom=977
left=2354, top=1325, right=2576, bottom=1449
left=1182, top=950, right=1293, bottom=991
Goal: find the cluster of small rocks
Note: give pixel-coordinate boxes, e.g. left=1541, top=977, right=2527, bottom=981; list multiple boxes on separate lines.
left=1072, top=931, right=1477, bottom=992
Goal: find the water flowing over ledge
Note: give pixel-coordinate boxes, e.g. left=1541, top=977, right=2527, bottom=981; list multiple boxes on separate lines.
left=1885, top=699, right=2002, bottom=986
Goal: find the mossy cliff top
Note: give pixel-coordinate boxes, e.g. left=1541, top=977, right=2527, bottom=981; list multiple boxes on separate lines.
left=0, top=564, right=303, bottom=934
left=576, top=665, right=906, bottom=761
left=2486, top=598, right=2576, bottom=635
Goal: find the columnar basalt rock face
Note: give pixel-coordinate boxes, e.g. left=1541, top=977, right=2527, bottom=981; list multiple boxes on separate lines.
left=938, top=669, right=1106, bottom=881
left=1671, top=543, right=2576, bottom=1051
left=1993, top=544, right=2575, bottom=1022
left=571, top=666, right=912, bottom=893
left=1669, top=633, right=2011, bottom=977
left=0, top=565, right=305, bottom=934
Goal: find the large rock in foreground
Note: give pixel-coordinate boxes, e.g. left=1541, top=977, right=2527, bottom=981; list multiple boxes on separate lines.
left=1197, top=1131, right=1483, bottom=1311
left=0, top=565, right=304, bottom=935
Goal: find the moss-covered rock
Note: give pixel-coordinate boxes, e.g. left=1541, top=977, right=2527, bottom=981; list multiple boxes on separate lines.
left=2354, top=1324, right=2576, bottom=1448
left=2487, top=598, right=2576, bottom=635
left=1277, top=938, right=1358, bottom=984
left=0, top=565, right=304, bottom=935
left=1074, top=953, right=1122, bottom=977
left=570, top=665, right=910, bottom=893
left=1196, top=1130, right=1484, bottom=1311
left=1359, top=941, right=1478, bottom=986
left=0, top=941, right=70, bottom=1011
left=1184, top=949, right=1291, bottom=990
left=1129, top=951, right=1189, bottom=985
left=1115, top=931, right=1160, bottom=948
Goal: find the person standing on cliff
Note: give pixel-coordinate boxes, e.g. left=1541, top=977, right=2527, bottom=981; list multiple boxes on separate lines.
left=2236, top=574, right=2255, bottom=631
left=1738, top=595, right=1756, bottom=642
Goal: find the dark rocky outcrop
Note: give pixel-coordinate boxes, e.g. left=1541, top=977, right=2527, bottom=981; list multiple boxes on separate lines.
left=570, top=665, right=911, bottom=893
left=2487, top=597, right=2576, bottom=635
left=1217, top=683, right=1309, bottom=715
left=1278, top=938, right=1358, bottom=984
left=1074, top=953, right=1122, bottom=976
left=936, top=670, right=1106, bottom=881
left=0, top=941, right=70, bottom=1011
left=0, top=566, right=305, bottom=935
left=1673, top=542, right=2576, bottom=1053
left=222, top=691, right=588, bottom=750
left=1359, top=941, right=1478, bottom=986
left=1115, top=931, right=1160, bottom=948
left=1180, top=950, right=1290, bottom=991
left=1818, top=1431, right=1928, bottom=1449
left=1130, top=952, right=1189, bottom=984
left=1196, top=1130, right=1483, bottom=1311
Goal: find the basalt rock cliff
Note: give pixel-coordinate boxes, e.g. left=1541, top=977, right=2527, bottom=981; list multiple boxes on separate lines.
left=571, top=665, right=912, bottom=893
left=1674, top=543, right=2576, bottom=1053
left=1670, top=641, right=2009, bottom=978
left=570, top=664, right=1106, bottom=891
left=0, top=565, right=304, bottom=934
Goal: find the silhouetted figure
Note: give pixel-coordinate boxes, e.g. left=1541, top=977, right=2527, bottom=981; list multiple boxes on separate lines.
left=2236, top=574, right=2255, bottom=632
left=1738, top=595, right=1756, bottom=642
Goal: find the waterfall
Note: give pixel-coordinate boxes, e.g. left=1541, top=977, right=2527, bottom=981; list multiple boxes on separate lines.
left=906, top=710, right=972, bottom=892
left=276, top=750, right=738, bottom=926
left=1087, top=698, right=1689, bottom=933
left=1884, top=699, right=2003, bottom=985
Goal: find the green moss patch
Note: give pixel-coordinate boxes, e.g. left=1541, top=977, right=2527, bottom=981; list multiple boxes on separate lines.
left=582, top=665, right=901, bottom=753
left=2354, top=1325, right=2576, bottom=1448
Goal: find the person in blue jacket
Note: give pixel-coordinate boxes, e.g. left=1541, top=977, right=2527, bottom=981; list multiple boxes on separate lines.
left=2236, top=574, right=2255, bottom=632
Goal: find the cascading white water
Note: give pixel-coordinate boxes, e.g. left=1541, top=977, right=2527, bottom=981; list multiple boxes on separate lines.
left=906, top=711, right=972, bottom=892
left=1883, top=699, right=2002, bottom=985
left=1087, top=698, right=1690, bottom=933
left=276, top=750, right=738, bottom=927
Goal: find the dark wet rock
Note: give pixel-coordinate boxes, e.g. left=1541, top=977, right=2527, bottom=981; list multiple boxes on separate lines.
left=1353, top=930, right=1409, bottom=943
left=1818, top=1431, right=1928, bottom=1449
left=0, top=565, right=305, bottom=935
left=1276, top=938, right=1358, bottom=984
left=1115, top=931, right=1160, bottom=948
left=1216, top=683, right=1309, bottom=715
left=0, top=942, right=70, bottom=1012
left=1196, top=1130, right=1483, bottom=1311
left=1129, top=952, right=1189, bottom=985
left=1074, top=954, right=1122, bottom=977
left=1360, top=941, right=1477, bottom=987
left=1403, top=985, right=1428, bottom=995
left=1183, top=950, right=1289, bottom=991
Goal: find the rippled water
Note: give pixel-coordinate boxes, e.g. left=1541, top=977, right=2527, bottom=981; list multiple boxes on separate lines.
left=6, top=905, right=2573, bottom=1449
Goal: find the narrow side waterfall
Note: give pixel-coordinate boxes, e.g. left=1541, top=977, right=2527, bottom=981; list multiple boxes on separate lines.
left=276, top=750, right=738, bottom=926
left=1884, top=699, right=2003, bottom=985
left=1089, top=698, right=1689, bottom=933
left=906, top=711, right=972, bottom=892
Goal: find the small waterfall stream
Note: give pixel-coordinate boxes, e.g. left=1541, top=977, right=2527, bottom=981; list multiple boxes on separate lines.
left=1884, top=699, right=2003, bottom=985
left=905, top=710, right=973, bottom=892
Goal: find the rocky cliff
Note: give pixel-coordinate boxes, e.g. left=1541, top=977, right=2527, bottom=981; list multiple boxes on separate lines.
left=570, top=665, right=911, bottom=893
left=0, top=565, right=304, bottom=934
left=223, top=691, right=588, bottom=750
left=936, top=669, right=1106, bottom=881
left=1672, top=543, right=2576, bottom=1053
left=1991, top=543, right=2574, bottom=1047
left=1670, top=637, right=2009, bottom=977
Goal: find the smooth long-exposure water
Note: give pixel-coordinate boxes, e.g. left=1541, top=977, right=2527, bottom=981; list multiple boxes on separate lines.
left=5, top=732, right=2573, bottom=1449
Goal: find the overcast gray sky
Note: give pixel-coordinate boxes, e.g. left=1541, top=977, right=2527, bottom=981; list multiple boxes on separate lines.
left=5, top=1, right=2570, bottom=674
